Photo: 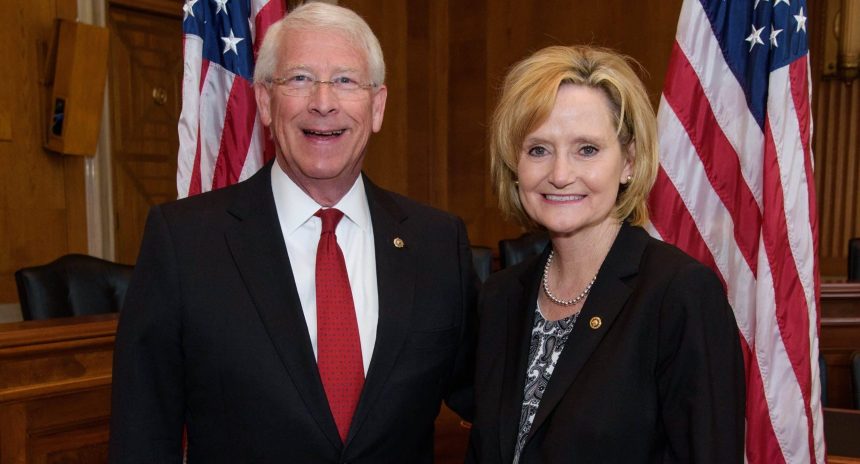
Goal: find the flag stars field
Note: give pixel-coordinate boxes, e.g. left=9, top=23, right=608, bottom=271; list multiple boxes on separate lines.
left=746, top=25, right=765, bottom=51
left=214, top=0, right=230, bottom=16
left=770, top=28, right=783, bottom=48
left=183, top=0, right=198, bottom=20
left=794, top=7, right=807, bottom=32
left=222, top=29, right=244, bottom=55
left=177, top=0, right=284, bottom=197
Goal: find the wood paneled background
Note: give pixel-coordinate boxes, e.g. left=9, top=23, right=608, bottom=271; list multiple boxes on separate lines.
left=0, top=0, right=88, bottom=306
left=1, top=0, right=858, bottom=306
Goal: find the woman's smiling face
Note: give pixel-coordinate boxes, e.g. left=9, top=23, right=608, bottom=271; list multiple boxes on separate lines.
left=517, top=84, right=632, bottom=237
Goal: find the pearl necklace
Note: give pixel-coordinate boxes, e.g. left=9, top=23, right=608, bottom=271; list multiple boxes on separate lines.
left=541, top=250, right=597, bottom=307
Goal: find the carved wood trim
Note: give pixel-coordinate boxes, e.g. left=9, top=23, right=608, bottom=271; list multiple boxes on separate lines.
left=107, top=0, right=181, bottom=18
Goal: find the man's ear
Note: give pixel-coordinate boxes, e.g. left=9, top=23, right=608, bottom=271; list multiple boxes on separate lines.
left=254, top=83, right=272, bottom=127
left=371, top=84, right=387, bottom=133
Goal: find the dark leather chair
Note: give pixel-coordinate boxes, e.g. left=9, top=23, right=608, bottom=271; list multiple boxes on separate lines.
left=14, top=254, right=134, bottom=320
left=849, top=238, right=860, bottom=281
left=470, top=246, right=494, bottom=283
left=852, top=351, right=860, bottom=409
left=498, top=231, right=550, bottom=269
left=819, top=352, right=828, bottom=408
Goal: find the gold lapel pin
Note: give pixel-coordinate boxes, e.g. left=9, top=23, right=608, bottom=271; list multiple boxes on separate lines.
left=589, top=316, right=602, bottom=330
left=393, top=237, right=405, bottom=248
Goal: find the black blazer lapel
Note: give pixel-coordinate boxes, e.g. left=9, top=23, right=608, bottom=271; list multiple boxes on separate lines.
left=223, top=163, right=342, bottom=449
left=498, top=248, right=549, bottom=464
left=345, top=174, right=416, bottom=445
left=526, top=223, right=647, bottom=443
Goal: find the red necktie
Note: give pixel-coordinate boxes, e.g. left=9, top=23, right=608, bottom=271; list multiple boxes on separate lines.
left=314, top=208, right=364, bottom=442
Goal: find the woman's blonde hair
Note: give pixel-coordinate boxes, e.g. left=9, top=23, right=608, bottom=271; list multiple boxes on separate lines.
left=490, top=45, right=658, bottom=229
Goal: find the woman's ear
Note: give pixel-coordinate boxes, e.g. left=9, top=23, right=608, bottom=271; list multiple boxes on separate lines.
left=621, top=142, right=635, bottom=184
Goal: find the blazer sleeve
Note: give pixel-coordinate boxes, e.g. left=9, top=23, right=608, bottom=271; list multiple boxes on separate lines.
left=442, top=216, right=479, bottom=422
left=109, top=206, right=185, bottom=463
left=657, top=261, right=746, bottom=463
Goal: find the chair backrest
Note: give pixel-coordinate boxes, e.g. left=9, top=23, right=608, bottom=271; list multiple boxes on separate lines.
left=15, top=254, right=134, bottom=320
left=819, top=352, right=828, bottom=408
left=498, top=231, right=550, bottom=269
left=849, top=238, right=860, bottom=281
left=470, top=246, right=494, bottom=283
left=852, top=351, right=860, bottom=409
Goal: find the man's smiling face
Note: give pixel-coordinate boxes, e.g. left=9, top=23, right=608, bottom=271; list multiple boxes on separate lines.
left=256, top=27, right=387, bottom=202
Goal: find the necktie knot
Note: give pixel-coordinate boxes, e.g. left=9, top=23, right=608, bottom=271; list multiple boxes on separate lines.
left=315, top=208, right=344, bottom=235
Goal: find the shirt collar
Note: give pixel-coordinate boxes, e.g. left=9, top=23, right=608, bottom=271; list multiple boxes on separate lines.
left=271, top=164, right=371, bottom=235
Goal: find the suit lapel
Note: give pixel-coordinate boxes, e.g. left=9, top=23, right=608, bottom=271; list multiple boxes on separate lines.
left=525, top=223, right=647, bottom=442
left=498, top=249, right=549, bottom=464
left=223, top=164, right=342, bottom=449
left=345, top=174, right=416, bottom=445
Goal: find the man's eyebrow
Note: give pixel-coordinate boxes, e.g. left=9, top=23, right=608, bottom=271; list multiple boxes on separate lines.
left=280, top=65, right=361, bottom=75
left=281, top=64, right=313, bottom=73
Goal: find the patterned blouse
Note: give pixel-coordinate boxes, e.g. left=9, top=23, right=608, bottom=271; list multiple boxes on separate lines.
left=512, top=301, right=580, bottom=464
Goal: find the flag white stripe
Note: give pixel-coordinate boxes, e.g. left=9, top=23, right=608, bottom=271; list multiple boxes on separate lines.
left=251, top=0, right=267, bottom=23
left=643, top=221, right=662, bottom=240
left=240, top=118, right=266, bottom=181
left=752, top=247, right=809, bottom=462
left=658, top=98, right=754, bottom=343
left=177, top=36, right=204, bottom=197
left=197, top=63, right=235, bottom=194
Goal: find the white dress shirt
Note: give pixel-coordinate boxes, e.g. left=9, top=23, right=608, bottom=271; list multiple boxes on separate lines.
left=271, top=166, right=379, bottom=374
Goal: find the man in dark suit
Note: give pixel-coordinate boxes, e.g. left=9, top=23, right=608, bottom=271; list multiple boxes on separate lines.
left=108, top=3, right=477, bottom=462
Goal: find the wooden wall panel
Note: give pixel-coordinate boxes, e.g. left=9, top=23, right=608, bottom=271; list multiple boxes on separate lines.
left=343, top=0, right=410, bottom=197
left=813, top=80, right=860, bottom=279
left=0, top=0, right=88, bottom=304
left=808, top=0, right=860, bottom=280
left=344, top=0, right=453, bottom=210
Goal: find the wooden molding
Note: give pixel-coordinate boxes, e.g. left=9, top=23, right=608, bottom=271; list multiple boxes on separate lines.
left=107, top=0, right=181, bottom=18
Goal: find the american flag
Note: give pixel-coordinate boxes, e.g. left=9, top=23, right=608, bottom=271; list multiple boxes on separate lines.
left=178, top=0, right=286, bottom=198
left=647, top=0, right=823, bottom=462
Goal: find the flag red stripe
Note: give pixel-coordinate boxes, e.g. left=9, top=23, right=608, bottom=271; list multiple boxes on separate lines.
left=761, top=118, right=815, bottom=461
left=789, top=57, right=822, bottom=461
left=253, top=1, right=284, bottom=166
left=187, top=60, right=211, bottom=197
left=213, top=80, right=257, bottom=190
left=254, top=0, right=285, bottom=59
left=662, top=43, right=761, bottom=275
left=790, top=60, right=824, bottom=460
left=189, top=124, right=203, bottom=196
left=647, top=168, right=722, bottom=287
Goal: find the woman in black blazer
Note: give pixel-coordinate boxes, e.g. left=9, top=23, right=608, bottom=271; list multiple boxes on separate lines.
left=467, top=45, right=745, bottom=463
